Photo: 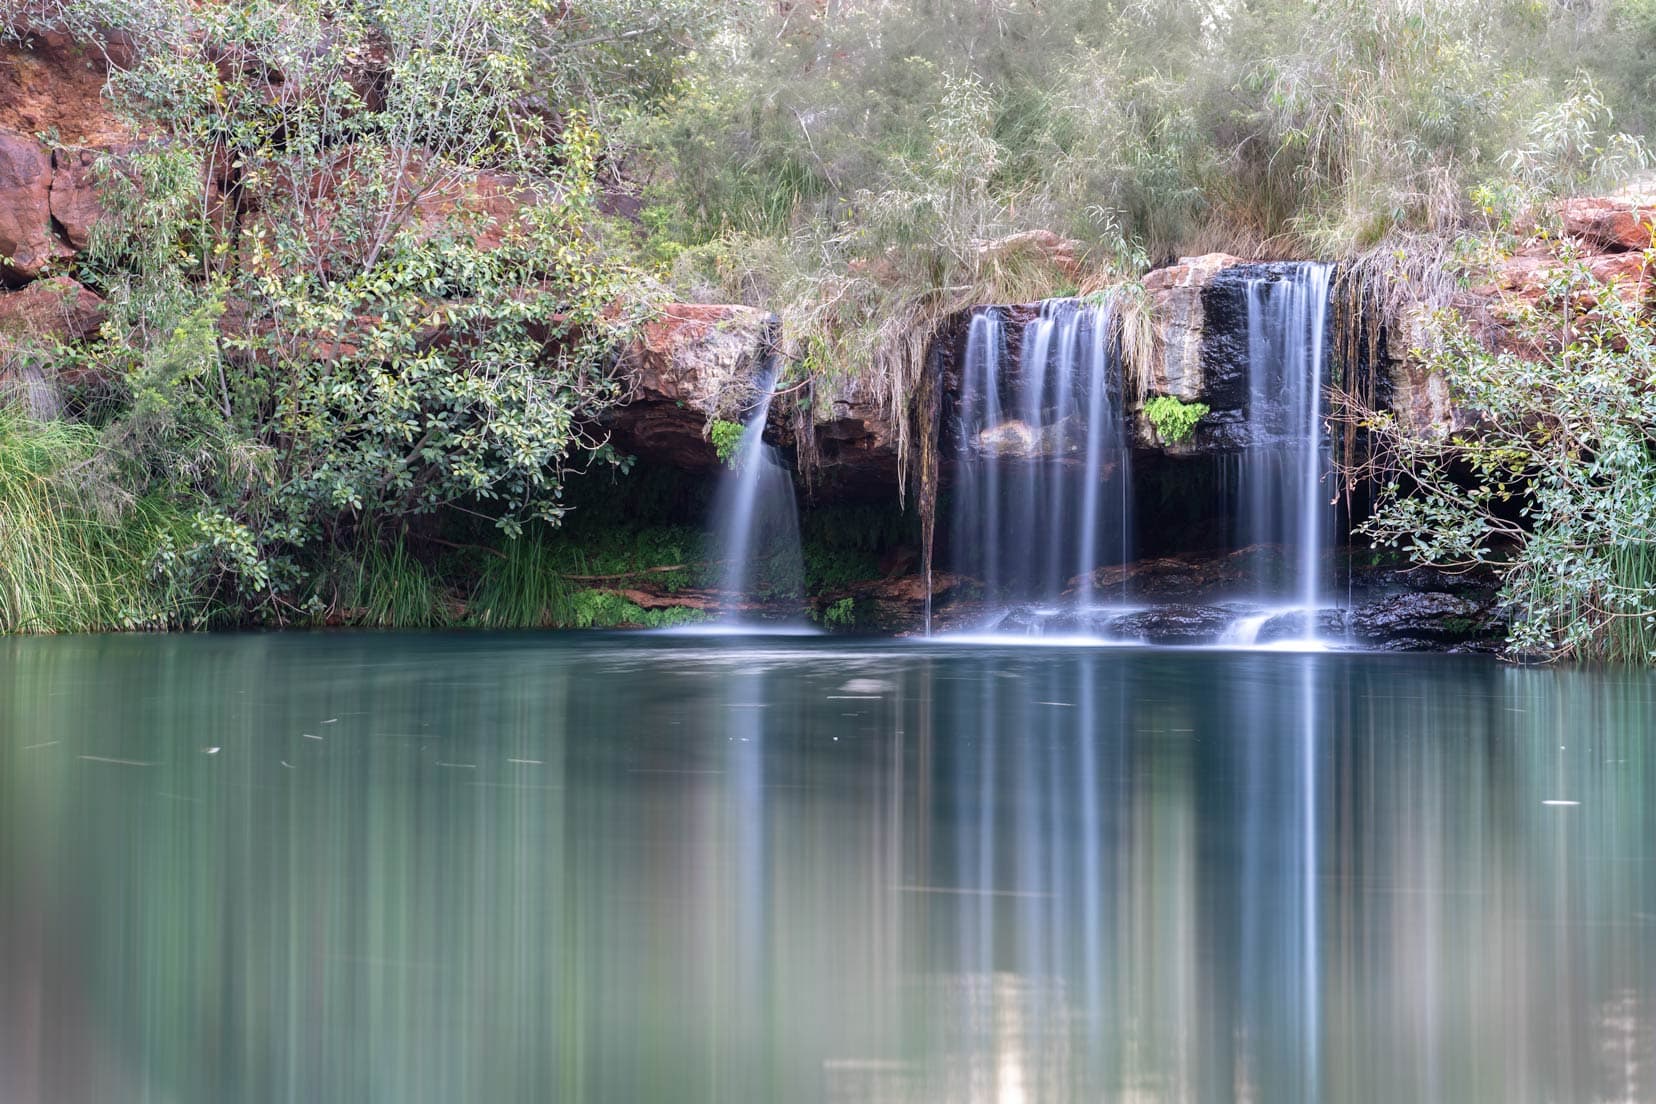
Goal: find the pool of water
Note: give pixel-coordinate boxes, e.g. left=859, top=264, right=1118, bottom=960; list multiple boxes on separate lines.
left=2, top=633, right=1653, bottom=1102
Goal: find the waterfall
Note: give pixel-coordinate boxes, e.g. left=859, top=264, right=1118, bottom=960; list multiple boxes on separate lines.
left=1239, top=263, right=1334, bottom=621
left=710, top=360, right=805, bottom=625
left=950, top=300, right=1132, bottom=619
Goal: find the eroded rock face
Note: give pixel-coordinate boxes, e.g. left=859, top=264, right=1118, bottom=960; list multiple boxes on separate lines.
left=0, top=35, right=130, bottom=147
left=1136, top=253, right=1253, bottom=450
left=1141, top=252, right=1250, bottom=403
left=610, top=304, right=777, bottom=471
left=610, top=303, right=907, bottom=490
left=802, top=369, right=902, bottom=490
left=0, top=129, right=65, bottom=284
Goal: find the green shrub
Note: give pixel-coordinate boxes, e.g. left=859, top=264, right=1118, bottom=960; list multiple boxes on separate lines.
left=710, top=420, right=746, bottom=467
left=821, top=596, right=855, bottom=628
left=1345, top=237, right=1656, bottom=662
left=1143, top=396, right=1210, bottom=444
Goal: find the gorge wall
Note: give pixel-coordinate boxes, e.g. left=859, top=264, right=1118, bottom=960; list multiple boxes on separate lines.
left=4, top=29, right=1654, bottom=644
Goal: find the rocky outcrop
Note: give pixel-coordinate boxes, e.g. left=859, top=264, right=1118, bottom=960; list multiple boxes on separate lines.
left=1559, top=194, right=1656, bottom=252
left=1140, top=252, right=1249, bottom=407
left=609, top=304, right=777, bottom=471
left=0, top=34, right=130, bottom=147
left=0, top=129, right=68, bottom=284
left=973, top=229, right=1084, bottom=282
left=610, top=302, right=907, bottom=490
left=0, top=35, right=129, bottom=285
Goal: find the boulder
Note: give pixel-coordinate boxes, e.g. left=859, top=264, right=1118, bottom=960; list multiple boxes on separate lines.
left=1254, top=608, right=1349, bottom=643
left=0, top=276, right=107, bottom=415
left=1108, top=604, right=1233, bottom=644
left=49, top=146, right=105, bottom=250
left=1559, top=195, right=1656, bottom=252
left=0, top=129, right=65, bottom=283
left=0, top=276, right=105, bottom=342
left=1490, top=245, right=1652, bottom=305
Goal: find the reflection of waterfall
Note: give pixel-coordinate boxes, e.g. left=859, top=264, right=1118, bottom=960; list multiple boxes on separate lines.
left=1240, top=263, right=1335, bottom=617
left=8, top=637, right=1656, bottom=1102
left=709, top=360, right=805, bottom=623
left=950, top=300, right=1133, bottom=612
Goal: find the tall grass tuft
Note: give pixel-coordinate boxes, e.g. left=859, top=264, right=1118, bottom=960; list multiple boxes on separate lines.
left=0, top=411, right=175, bottom=633
left=467, top=535, right=576, bottom=628
left=332, top=538, right=454, bottom=628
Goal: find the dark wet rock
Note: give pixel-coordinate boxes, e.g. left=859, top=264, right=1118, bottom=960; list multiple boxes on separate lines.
left=1254, top=608, right=1349, bottom=643
left=1084, top=547, right=1281, bottom=603
left=988, top=605, right=1091, bottom=636
left=1108, top=604, right=1233, bottom=644
left=1373, top=636, right=1451, bottom=652
left=828, top=572, right=966, bottom=634
left=1349, top=591, right=1497, bottom=647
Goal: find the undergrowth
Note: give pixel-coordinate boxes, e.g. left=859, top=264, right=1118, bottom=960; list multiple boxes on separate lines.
left=0, top=411, right=188, bottom=633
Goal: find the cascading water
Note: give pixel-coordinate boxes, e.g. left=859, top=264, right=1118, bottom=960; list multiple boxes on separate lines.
left=1232, top=262, right=1336, bottom=639
left=708, top=360, right=805, bottom=626
left=950, top=300, right=1133, bottom=628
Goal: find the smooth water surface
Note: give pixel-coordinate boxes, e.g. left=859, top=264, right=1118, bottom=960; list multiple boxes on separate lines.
left=2, top=634, right=1653, bottom=1103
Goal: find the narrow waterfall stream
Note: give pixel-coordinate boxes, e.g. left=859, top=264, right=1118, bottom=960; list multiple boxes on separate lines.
left=1235, top=262, right=1336, bottom=639
left=708, top=360, right=805, bottom=626
left=950, top=299, right=1132, bottom=631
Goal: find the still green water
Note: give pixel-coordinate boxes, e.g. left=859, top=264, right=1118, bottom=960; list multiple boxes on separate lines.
left=1, top=633, right=1652, bottom=1103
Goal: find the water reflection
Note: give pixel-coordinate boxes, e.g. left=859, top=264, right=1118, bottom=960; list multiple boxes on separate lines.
left=1, top=635, right=1653, bottom=1103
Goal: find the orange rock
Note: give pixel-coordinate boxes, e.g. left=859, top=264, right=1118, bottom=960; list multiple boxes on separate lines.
left=1559, top=196, right=1656, bottom=252
left=0, top=129, right=68, bottom=282
left=0, top=36, right=131, bottom=148
left=48, top=146, right=106, bottom=250
left=0, top=276, right=105, bottom=342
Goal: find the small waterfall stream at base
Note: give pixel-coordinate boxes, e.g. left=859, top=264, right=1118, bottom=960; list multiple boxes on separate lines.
left=708, top=360, right=805, bottom=627
left=949, top=299, right=1133, bottom=633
